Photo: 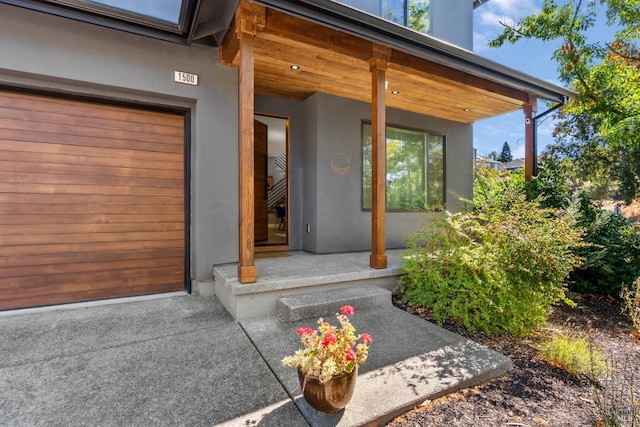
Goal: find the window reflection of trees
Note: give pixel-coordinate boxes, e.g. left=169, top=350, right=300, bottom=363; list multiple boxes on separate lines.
left=362, top=123, right=445, bottom=211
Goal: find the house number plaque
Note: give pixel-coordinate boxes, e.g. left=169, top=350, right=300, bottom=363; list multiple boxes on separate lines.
left=174, top=71, right=198, bottom=86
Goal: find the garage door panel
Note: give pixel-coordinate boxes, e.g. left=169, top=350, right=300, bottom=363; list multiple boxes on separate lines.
left=0, top=182, right=184, bottom=197
left=0, top=171, right=184, bottom=189
left=0, top=118, right=182, bottom=151
left=0, top=273, right=185, bottom=311
left=0, top=105, right=184, bottom=138
left=0, top=192, right=182, bottom=206
left=1, top=240, right=184, bottom=258
left=0, top=128, right=182, bottom=154
left=0, top=265, right=184, bottom=294
left=0, top=91, right=186, bottom=310
left=0, top=92, right=185, bottom=128
left=0, top=159, right=184, bottom=180
left=0, top=222, right=183, bottom=236
left=0, top=202, right=184, bottom=215
left=0, top=256, right=184, bottom=280
left=0, top=214, right=184, bottom=226
left=0, top=139, right=184, bottom=165
left=0, top=248, right=184, bottom=269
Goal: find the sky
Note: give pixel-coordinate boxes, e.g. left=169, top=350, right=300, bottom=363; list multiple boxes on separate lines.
left=471, top=0, right=615, bottom=159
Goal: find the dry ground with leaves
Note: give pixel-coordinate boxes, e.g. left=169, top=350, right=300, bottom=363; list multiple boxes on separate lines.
left=389, top=294, right=639, bottom=427
left=601, top=199, right=640, bottom=224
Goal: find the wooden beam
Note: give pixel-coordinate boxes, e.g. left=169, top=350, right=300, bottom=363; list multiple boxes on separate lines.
left=260, top=9, right=373, bottom=62
left=390, top=51, right=531, bottom=105
left=237, top=0, right=264, bottom=284
left=523, top=97, right=537, bottom=181
left=220, top=1, right=265, bottom=66
left=219, top=16, right=239, bottom=66
left=369, top=47, right=389, bottom=270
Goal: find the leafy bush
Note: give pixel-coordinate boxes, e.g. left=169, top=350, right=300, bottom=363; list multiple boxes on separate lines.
left=526, top=157, right=640, bottom=295
left=538, top=334, right=605, bottom=377
left=399, top=193, right=582, bottom=336
left=473, top=167, right=525, bottom=211
left=568, top=193, right=640, bottom=295
left=526, top=156, right=574, bottom=210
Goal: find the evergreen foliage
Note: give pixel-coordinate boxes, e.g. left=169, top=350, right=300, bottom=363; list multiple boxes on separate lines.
left=499, top=141, right=513, bottom=163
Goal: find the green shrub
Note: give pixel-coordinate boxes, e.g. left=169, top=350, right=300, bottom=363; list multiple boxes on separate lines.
left=399, top=193, right=582, bottom=336
left=526, top=156, right=574, bottom=210
left=473, top=167, right=525, bottom=212
left=568, top=192, right=640, bottom=295
left=538, top=334, right=605, bottom=377
left=525, top=157, right=640, bottom=296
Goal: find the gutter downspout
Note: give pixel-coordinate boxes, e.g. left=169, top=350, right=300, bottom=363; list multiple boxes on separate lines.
left=532, top=98, right=567, bottom=176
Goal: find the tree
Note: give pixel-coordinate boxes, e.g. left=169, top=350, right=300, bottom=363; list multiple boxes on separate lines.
left=500, top=141, right=513, bottom=163
left=487, top=150, right=500, bottom=161
left=490, top=0, right=640, bottom=203
left=408, top=0, right=430, bottom=33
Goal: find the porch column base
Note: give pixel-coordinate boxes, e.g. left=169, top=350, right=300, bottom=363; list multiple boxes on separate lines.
left=369, top=254, right=388, bottom=269
left=238, top=265, right=257, bottom=283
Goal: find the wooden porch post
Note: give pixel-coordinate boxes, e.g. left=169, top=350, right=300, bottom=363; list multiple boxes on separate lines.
left=236, top=1, right=264, bottom=283
left=524, top=96, right=537, bottom=181
left=369, top=46, right=390, bottom=269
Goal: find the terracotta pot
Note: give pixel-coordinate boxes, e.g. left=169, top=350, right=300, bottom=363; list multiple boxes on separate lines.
left=297, top=367, right=357, bottom=413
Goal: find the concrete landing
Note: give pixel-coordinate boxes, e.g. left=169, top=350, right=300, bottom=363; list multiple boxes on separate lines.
left=241, top=299, right=513, bottom=426
left=212, top=251, right=404, bottom=320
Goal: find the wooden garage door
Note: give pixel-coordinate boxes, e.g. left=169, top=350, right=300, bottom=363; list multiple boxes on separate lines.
left=0, top=91, right=186, bottom=310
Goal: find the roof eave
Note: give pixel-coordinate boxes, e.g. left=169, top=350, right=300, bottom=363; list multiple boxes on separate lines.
left=254, top=0, right=574, bottom=103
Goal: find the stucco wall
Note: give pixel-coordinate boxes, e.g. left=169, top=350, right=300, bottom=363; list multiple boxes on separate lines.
left=431, top=0, right=474, bottom=50
left=257, top=92, right=473, bottom=254
left=0, top=4, right=239, bottom=282
left=336, top=0, right=474, bottom=50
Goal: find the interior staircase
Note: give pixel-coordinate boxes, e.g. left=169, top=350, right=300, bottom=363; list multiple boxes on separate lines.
left=267, top=153, right=287, bottom=210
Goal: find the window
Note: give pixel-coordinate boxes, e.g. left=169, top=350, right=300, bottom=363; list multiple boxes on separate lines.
left=362, top=123, right=445, bottom=211
left=88, top=0, right=183, bottom=24
left=43, top=0, right=187, bottom=31
left=337, top=0, right=431, bottom=35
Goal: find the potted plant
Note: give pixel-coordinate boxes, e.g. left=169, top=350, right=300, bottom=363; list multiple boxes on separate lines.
left=281, top=305, right=373, bottom=413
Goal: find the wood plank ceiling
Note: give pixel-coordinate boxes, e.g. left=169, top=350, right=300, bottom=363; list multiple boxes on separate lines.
left=220, top=6, right=531, bottom=124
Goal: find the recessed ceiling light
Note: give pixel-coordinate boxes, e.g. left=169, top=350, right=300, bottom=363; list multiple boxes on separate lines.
left=463, top=108, right=471, bottom=112
left=290, top=65, right=300, bottom=70
left=391, top=90, right=400, bottom=95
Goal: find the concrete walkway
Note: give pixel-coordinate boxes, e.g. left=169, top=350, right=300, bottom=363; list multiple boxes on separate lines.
left=0, top=292, right=511, bottom=426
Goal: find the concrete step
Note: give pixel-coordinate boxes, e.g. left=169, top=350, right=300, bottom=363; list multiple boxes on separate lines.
left=208, top=251, right=404, bottom=320
left=276, top=285, right=391, bottom=322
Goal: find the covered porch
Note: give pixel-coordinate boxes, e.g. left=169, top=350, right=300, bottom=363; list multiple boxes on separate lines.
left=221, top=0, right=572, bottom=285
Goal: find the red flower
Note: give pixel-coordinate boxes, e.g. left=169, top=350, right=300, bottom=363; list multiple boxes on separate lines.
left=322, top=332, right=337, bottom=348
left=360, top=333, right=373, bottom=344
left=345, top=348, right=355, bottom=361
left=340, top=305, right=355, bottom=315
left=296, top=327, right=314, bottom=336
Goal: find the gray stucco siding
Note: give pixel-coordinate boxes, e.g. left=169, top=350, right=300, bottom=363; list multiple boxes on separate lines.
left=431, top=0, right=474, bottom=50
left=0, top=4, right=239, bottom=283
left=256, top=92, right=472, bottom=254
